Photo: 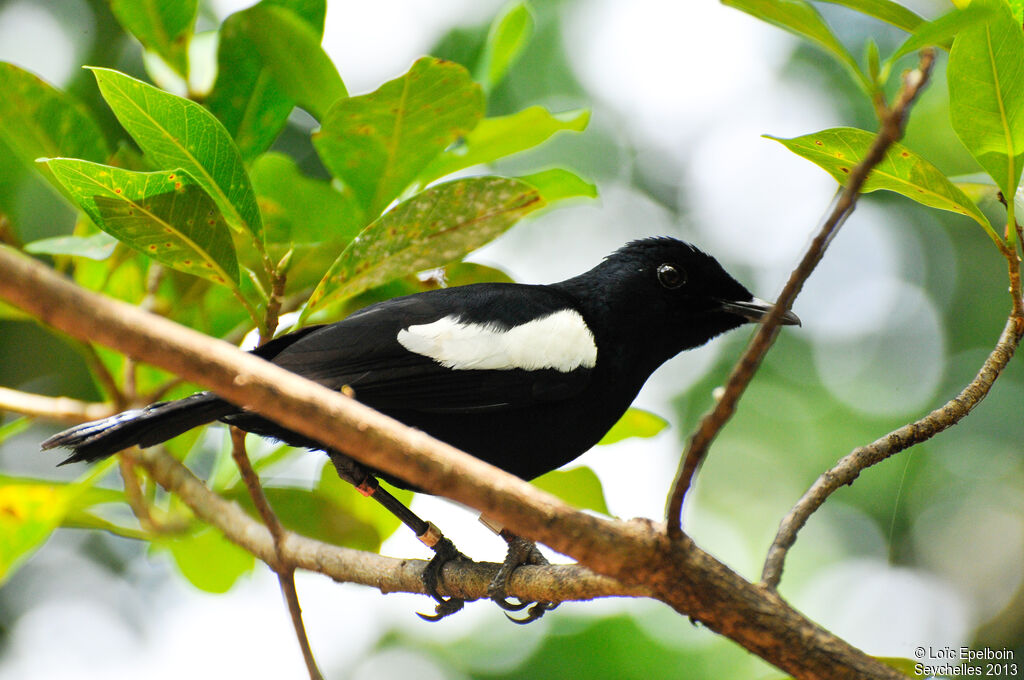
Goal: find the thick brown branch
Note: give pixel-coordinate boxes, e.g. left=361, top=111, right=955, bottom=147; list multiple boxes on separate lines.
left=0, top=386, right=116, bottom=423
left=0, top=245, right=907, bottom=679
left=665, top=50, right=937, bottom=536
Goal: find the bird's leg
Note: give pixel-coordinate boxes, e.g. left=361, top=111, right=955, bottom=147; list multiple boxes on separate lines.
left=358, top=478, right=470, bottom=620
left=480, top=517, right=559, bottom=624
left=327, top=452, right=469, bottom=621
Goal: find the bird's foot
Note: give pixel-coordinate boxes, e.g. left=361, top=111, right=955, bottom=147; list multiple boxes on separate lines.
left=488, top=530, right=558, bottom=624
left=417, top=535, right=471, bottom=622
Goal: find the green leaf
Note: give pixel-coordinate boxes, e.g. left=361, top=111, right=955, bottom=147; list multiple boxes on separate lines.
left=108, top=0, right=198, bottom=77
left=250, top=151, right=363, bottom=245
left=164, top=527, right=255, bottom=593
left=442, top=262, right=515, bottom=287
left=250, top=152, right=365, bottom=293
left=889, top=3, right=994, bottom=63
left=955, top=179, right=999, bottom=208
left=255, top=488, right=382, bottom=550
left=0, top=301, right=29, bottom=321
left=0, top=418, right=31, bottom=445
left=0, top=464, right=115, bottom=585
left=236, top=4, right=346, bottom=122
left=45, top=158, right=242, bottom=286
left=816, top=0, right=922, bottom=32
left=62, top=511, right=149, bottom=540
left=723, top=0, right=868, bottom=92
left=517, top=168, right=597, bottom=204
left=91, top=67, right=263, bottom=241
left=865, top=39, right=880, bottom=83
left=0, top=63, right=109, bottom=180
left=477, top=1, right=534, bottom=91
left=1009, top=0, right=1024, bottom=25
left=25, top=232, right=119, bottom=260
left=315, top=462, right=413, bottom=547
left=0, top=471, right=124, bottom=512
left=223, top=465, right=409, bottom=550
left=0, top=483, right=69, bottom=584
left=301, top=176, right=543, bottom=318
left=207, top=0, right=327, bottom=161
left=313, top=56, right=485, bottom=216
left=532, top=467, right=609, bottom=515
left=418, top=106, right=590, bottom=185
left=948, top=0, right=1024, bottom=200
left=766, top=127, right=999, bottom=243
left=598, top=408, right=669, bottom=446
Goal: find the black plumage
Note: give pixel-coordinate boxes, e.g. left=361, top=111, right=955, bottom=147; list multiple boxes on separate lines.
left=42, top=237, right=799, bottom=619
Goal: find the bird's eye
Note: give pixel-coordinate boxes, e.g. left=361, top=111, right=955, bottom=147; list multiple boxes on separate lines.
left=657, top=263, right=686, bottom=289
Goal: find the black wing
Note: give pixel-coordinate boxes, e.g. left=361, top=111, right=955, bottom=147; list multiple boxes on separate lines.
left=269, top=283, right=593, bottom=413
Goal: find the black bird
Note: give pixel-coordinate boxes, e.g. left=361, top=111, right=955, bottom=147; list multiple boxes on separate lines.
left=42, top=237, right=799, bottom=620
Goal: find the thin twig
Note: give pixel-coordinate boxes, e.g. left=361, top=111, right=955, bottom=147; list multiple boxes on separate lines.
left=78, top=342, right=125, bottom=409
left=230, top=428, right=287, bottom=547
left=230, top=427, right=323, bottom=680
left=236, top=257, right=317, bottom=678
left=763, top=218, right=1024, bottom=588
left=118, top=454, right=156, bottom=532
left=0, top=386, right=116, bottom=423
left=124, top=265, right=168, bottom=403
left=260, top=259, right=289, bottom=345
left=762, top=315, right=1022, bottom=588
left=665, top=49, right=937, bottom=538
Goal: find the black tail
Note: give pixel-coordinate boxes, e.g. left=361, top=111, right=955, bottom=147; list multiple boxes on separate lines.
left=41, top=392, right=236, bottom=464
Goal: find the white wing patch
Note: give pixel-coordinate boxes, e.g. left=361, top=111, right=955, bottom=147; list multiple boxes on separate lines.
left=397, top=309, right=597, bottom=372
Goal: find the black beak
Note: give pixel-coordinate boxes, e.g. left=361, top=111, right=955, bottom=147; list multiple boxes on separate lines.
left=717, top=297, right=801, bottom=327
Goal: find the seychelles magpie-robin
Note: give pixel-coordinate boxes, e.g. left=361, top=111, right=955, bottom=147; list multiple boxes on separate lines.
left=42, top=237, right=799, bottom=620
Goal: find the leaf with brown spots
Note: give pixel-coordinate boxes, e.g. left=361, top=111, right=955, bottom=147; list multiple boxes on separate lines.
left=91, top=68, right=263, bottom=243
left=312, top=56, right=484, bottom=218
left=299, top=176, right=542, bottom=322
left=44, top=158, right=241, bottom=287
left=766, top=127, right=998, bottom=243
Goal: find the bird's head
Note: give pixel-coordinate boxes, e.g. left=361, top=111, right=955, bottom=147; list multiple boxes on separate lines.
left=558, top=237, right=799, bottom=362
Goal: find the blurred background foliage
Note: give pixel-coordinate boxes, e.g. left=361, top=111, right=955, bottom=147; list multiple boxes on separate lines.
left=0, top=0, right=1022, bottom=678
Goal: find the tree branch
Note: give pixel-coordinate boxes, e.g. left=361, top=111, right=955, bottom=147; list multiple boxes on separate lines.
left=665, top=49, right=937, bottom=536
left=0, top=386, right=116, bottom=423
left=126, top=443, right=645, bottom=603
left=762, top=244, right=1024, bottom=588
left=0, top=246, right=911, bottom=678
left=230, top=429, right=323, bottom=680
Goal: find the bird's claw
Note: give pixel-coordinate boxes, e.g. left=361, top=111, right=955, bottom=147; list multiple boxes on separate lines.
left=417, top=537, right=469, bottom=622
left=488, top=531, right=557, bottom=624
left=506, top=601, right=559, bottom=624
left=491, top=594, right=530, bottom=612
left=417, top=597, right=465, bottom=622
